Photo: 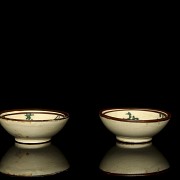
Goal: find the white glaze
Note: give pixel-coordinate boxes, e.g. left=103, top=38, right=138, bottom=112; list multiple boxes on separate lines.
left=100, top=108, right=170, bottom=143
left=0, top=110, right=69, bottom=144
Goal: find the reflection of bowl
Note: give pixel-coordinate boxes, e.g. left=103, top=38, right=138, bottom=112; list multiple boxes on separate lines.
left=99, top=108, right=171, bottom=143
left=0, top=109, right=69, bottom=143
left=99, top=142, right=170, bottom=176
left=0, top=142, right=70, bottom=177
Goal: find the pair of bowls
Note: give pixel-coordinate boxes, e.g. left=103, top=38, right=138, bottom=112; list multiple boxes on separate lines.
left=0, top=108, right=171, bottom=144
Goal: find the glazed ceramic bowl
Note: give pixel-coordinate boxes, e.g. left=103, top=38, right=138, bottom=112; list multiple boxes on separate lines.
left=99, top=142, right=170, bottom=176
left=0, top=142, right=70, bottom=177
left=0, top=109, right=69, bottom=144
left=99, top=108, right=171, bottom=143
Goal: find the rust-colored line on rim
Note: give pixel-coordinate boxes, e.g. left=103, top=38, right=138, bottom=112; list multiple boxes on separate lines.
left=99, top=108, right=171, bottom=123
left=0, top=109, right=69, bottom=122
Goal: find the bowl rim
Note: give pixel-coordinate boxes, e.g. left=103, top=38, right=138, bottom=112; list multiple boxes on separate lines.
left=0, top=108, right=69, bottom=122
left=99, top=108, right=171, bottom=123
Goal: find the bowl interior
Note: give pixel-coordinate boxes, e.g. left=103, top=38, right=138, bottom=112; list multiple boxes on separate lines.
left=101, top=109, right=169, bottom=121
left=1, top=110, right=68, bottom=121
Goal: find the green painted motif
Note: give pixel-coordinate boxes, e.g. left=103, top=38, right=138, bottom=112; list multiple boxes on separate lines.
left=126, top=112, right=139, bottom=120
left=25, top=113, right=34, bottom=120
left=159, top=113, right=165, bottom=118
left=55, top=115, right=61, bottom=120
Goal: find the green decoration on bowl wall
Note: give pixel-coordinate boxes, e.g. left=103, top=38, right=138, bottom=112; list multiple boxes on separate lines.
left=25, top=113, right=34, bottom=120
left=126, top=112, right=139, bottom=120
left=0, top=110, right=69, bottom=144
left=99, top=108, right=171, bottom=143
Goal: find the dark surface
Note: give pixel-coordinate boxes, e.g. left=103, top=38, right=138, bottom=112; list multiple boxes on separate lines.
left=0, top=48, right=178, bottom=178
left=0, top=8, right=178, bottom=177
left=0, top=82, right=178, bottom=178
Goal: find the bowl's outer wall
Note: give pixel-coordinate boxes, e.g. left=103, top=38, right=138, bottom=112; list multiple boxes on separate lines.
left=100, top=116, right=170, bottom=138
left=0, top=118, right=69, bottom=139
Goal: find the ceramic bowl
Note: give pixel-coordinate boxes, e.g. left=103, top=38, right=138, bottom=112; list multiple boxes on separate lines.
left=99, top=142, right=170, bottom=176
left=99, top=108, right=171, bottom=143
left=0, top=142, right=70, bottom=177
left=0, top=109, right=69, bottom=144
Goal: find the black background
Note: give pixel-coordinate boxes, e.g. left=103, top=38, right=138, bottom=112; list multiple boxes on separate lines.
left=0, top=5, right=178, bottom=178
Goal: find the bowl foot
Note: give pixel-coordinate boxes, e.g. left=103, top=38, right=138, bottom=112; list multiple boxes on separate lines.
left=116, top=136, right=152, bottom=144
left=15, top=138, right=51, bottom=144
